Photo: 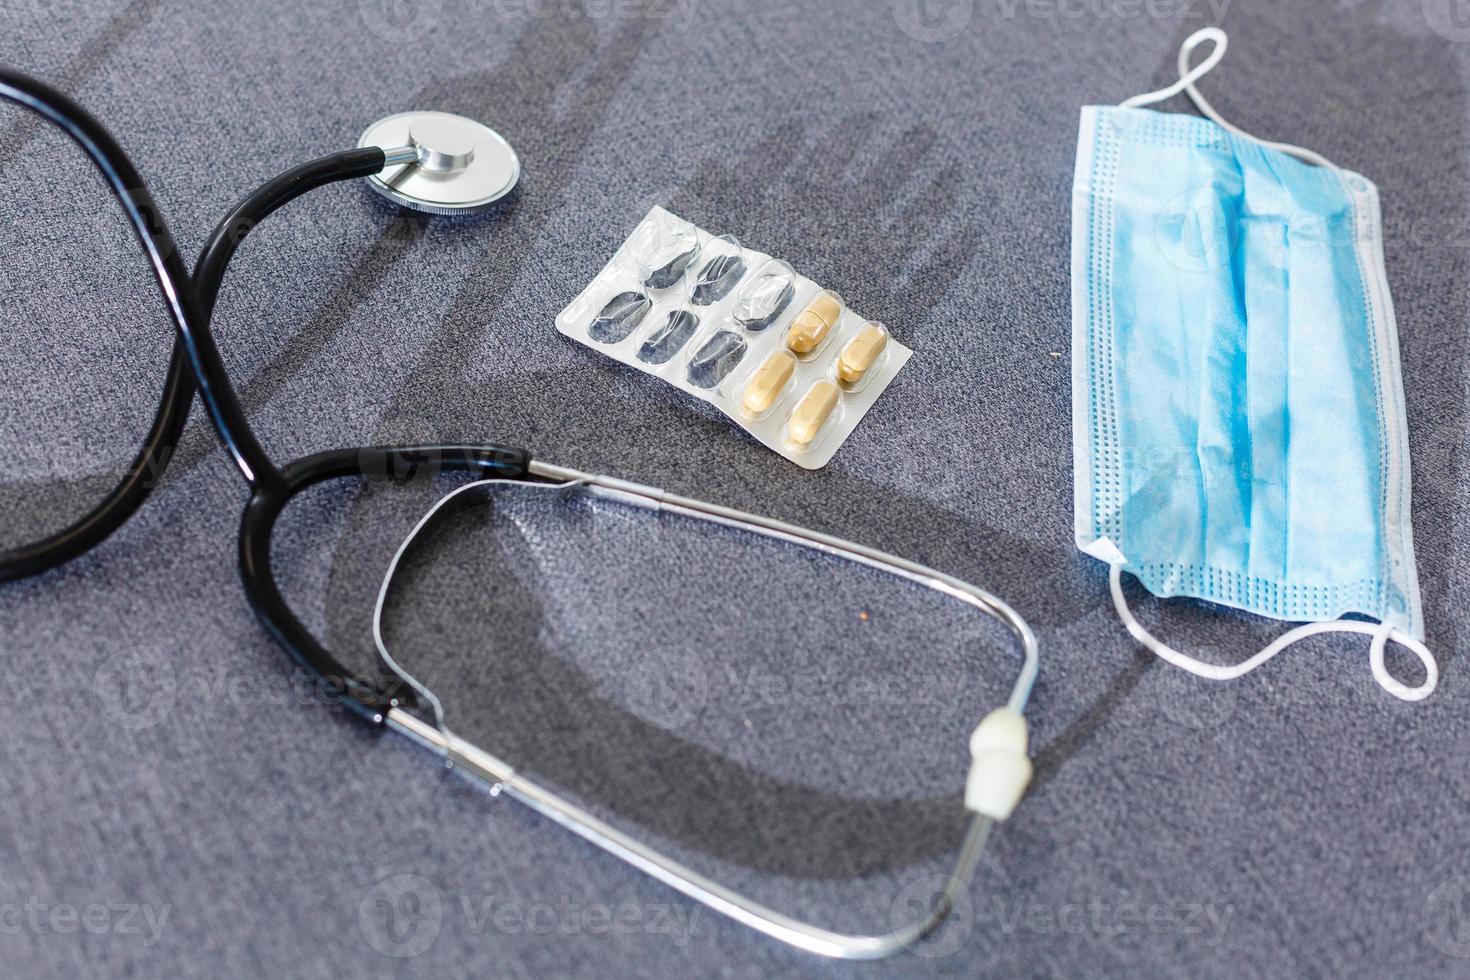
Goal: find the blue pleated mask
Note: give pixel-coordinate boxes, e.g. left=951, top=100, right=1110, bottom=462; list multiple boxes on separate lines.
left=1071, top=30, right=1437, bottom=701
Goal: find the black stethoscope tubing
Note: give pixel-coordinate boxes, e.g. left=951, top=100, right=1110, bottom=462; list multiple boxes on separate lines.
left=0, top=66, right=535, bottom=722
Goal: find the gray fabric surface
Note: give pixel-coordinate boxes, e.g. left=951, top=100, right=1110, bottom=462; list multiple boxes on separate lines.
left=2, top=0, right=1469, bottom=976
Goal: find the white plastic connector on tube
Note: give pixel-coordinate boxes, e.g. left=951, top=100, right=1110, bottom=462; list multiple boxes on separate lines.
left=965, top=708, right=1033, bottom=821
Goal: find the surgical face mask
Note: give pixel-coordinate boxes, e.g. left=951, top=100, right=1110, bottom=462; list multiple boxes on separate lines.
left=1070, top=29, right=1438, bottom=701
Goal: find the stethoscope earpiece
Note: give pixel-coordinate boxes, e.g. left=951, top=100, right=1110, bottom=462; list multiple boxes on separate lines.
left=358, top=110, right=520, bottom=215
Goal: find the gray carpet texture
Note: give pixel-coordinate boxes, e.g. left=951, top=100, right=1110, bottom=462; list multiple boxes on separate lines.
left=3, top=0, right=1470, bottom=977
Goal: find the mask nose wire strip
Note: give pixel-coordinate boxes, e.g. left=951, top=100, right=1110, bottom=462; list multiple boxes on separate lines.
left=1109, top=564, right=1439, bottom=702
left=1120, top=27, right=1336, bottom=170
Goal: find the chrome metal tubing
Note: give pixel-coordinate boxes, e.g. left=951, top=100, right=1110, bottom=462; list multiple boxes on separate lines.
left=378, top=144, right=420, bottom=167
left=525, top=461, right=1039, bottom=712
left=375, top=462, right=1040, bottom=960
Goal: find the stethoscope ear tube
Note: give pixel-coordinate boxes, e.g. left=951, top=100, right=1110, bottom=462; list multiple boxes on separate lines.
left=240, top=445, right=536, bottom=722
left=371, top=467, right=1039, bottom=959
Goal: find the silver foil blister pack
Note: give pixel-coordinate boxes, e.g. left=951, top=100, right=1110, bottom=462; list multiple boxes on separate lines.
left=556, top=207, right=912, bottom=470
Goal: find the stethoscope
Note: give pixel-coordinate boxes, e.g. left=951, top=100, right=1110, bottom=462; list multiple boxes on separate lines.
left=0, top=66, right=1040, bottom=961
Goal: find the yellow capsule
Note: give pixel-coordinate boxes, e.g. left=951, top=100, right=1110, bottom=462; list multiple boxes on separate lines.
left=785, top=293, right=843, bottom=354
left=788, top=381, right=841, bottom=448
left=741, top=351, right=797, bottom=418
left=837, top=322, right=889, bottom=384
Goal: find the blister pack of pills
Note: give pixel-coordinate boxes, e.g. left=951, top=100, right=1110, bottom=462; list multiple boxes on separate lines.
left=556, top=207, right=912, bottom=470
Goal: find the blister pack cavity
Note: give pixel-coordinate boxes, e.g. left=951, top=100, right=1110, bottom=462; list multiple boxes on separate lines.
left=556, top=207, right=912, bottom=470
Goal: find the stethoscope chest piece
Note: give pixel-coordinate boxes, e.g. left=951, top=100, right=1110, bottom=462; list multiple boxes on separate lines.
left=358, top=110, right=520, bottom=215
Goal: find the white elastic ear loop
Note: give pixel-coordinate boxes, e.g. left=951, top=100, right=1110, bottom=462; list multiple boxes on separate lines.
left=1121, top=27, right=1229, bottom=111
left=1121, top=27, right=1335, bottom=170
left=1368, top=622, right=1439, bottom=703
left=1109, top=565, right=1439, bottom=703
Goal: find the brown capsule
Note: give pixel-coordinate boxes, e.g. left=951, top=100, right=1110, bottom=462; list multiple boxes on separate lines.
left=837, top=323, right=889, bottom=384
left=741, top=351, right=797, bottom=418
left=785, top=293, right=843, bottom=354
left=787, top=381, right=841, bottom=448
